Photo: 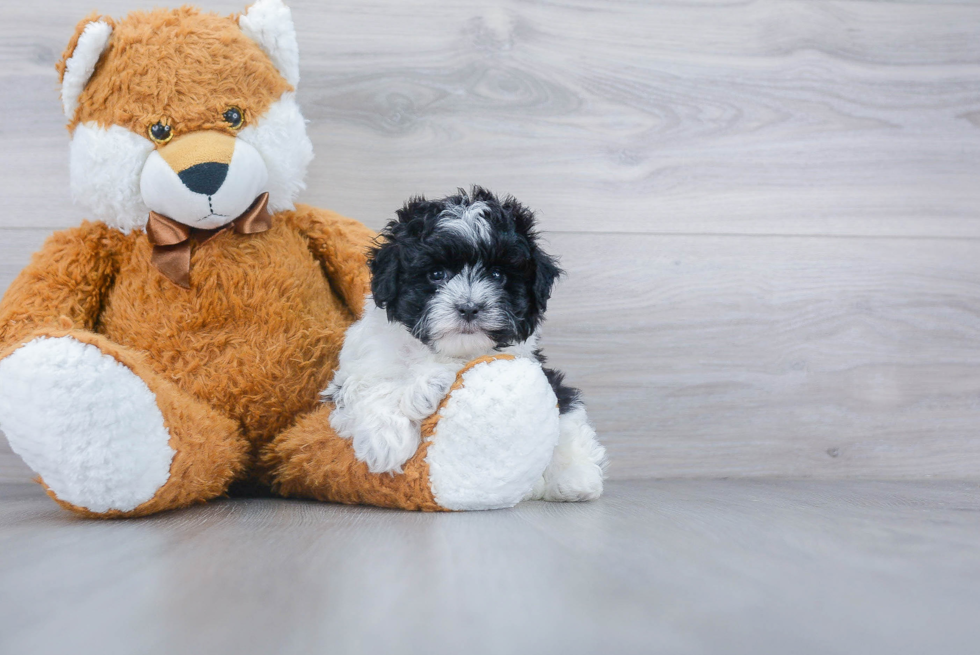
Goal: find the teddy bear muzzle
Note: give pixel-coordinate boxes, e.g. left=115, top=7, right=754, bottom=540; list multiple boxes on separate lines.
left=139, top=130, right=269, bottom=230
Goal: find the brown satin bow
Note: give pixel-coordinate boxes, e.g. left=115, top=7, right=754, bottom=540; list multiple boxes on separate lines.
left=146, top=192, right=272, bottom=288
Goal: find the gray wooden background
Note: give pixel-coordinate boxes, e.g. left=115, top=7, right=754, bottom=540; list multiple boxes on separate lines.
left=1, top=0, right=979, bottom=483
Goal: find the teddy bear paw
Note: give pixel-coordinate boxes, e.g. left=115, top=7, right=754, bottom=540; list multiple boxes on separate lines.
left=0, top=336, right=175, bottom=513
left=424, top=357, right=560, bottom=510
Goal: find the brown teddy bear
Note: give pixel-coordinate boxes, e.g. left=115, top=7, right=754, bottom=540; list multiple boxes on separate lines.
left=0, top=0, right=568, bottom=517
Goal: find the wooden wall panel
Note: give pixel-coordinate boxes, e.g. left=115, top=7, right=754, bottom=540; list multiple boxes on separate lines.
left=2, top=0, right=979, bottom=482
left=4, top=230, right=979, bottom=481
left=540, top=232, right=980, bottom=479
left=1, top=0, right=979, bottom=235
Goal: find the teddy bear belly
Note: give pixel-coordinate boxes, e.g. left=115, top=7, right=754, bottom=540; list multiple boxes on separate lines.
left=97, top=224, right=354, bottom=444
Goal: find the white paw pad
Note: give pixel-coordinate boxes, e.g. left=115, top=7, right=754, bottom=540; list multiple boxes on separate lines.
left=425, top=358, right=560, bottom=510
left=0, top=336, right=175, bottom=513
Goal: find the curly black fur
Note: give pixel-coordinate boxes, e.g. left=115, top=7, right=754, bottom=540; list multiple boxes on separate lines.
left=369, top=186, right=581, bottom=414
left=535, top=350, right=583, bottom=415
left=370, top=186, right=563, bottom=346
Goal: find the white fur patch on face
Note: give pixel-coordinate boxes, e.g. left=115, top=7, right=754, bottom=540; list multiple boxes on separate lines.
left=425, top=357, right=560, bottom=510
left=436, top=200, right=492, bottom=246
left=237, top=93, right=313, bottom=214
left=61, top=20, right=113, bottom=119
left=0, top=336, right=175, bottom=514
left=239, top=0, right=300, bottom=86
left=139, top=139, right=269, bottom=229
left=69, top=122, right=155, bottom=233
left=422, top=265, right=509, bottom=358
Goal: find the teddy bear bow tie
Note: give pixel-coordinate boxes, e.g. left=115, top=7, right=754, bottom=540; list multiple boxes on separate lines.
left=145, top=192, right=272, bottom=288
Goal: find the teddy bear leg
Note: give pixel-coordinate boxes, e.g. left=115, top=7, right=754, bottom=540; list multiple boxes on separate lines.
left=261, top=402, right=443, bottom=510
left=0, top=331, right=249, bottom=518
left=265, top=356, right=561, bottom=511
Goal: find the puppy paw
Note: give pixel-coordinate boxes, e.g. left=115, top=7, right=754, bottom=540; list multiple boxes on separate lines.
left=528, top=406, right=607, bottom=502
left=351, top=414, right=422, bottom=474
left=401, top=366, right=458, bottom=420
left=534, top=460, right=605, bottom=502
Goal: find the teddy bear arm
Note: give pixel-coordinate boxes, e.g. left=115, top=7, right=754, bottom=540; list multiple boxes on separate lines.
left=283, top=204, right=376, bottom=318
left=0, top=221, right=125, bottom=356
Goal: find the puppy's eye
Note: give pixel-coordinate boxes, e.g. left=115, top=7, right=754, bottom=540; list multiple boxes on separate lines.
left=223, top=107, right=245, bottom=130
left=148, top=122, right=173, bottom=145
left=489, top=267, right=505, bottom=283
left=428, top=269, right=447, bottom=283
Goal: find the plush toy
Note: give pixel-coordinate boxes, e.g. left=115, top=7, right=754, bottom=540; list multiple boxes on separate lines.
left=0, top=0, right=570, bottom=517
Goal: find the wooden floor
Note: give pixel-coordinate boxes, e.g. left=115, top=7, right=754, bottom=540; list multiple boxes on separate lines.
left=2, top=480, right=979, bottom=655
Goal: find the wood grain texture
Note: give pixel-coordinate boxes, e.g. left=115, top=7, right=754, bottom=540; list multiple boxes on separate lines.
left=4, top=229, right=979, bottom=481
left=0, top=0, right=978, bottom=235
left=2, top=1, right=980, bottom=482
left=540, top=232, right=980, bottom=479
left=3, top=479, right=980, bottom=654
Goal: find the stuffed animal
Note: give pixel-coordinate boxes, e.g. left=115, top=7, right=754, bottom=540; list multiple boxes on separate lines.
left=0, top=0, right=574, bottom=517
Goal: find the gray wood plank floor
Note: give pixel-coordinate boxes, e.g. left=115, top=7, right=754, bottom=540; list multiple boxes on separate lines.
left=2, top=480, right=980, bottom=655
left=2, top=0, right=980, bottom=481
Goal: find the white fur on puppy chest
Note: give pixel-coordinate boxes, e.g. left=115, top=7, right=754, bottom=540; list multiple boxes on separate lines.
left=0, top=336, right=175, bottom=513
left=425, top=357, right=560, bottom=511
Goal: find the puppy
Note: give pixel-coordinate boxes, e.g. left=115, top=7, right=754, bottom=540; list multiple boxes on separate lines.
left=324, top=187, right=606, bottom=501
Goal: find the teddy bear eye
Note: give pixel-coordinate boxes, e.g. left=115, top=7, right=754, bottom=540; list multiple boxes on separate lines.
left=223, top=107, right=244, bottom=129
left=148, top=122, right=173, bottom=144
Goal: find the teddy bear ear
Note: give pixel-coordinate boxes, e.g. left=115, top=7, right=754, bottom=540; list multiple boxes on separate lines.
left=56, top=15, right=113, bottom=120
left=239, top=0, right=300, bottom=87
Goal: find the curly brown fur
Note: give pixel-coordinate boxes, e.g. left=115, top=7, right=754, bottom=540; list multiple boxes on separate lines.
left=60, top=7, right=291, bottom=136
left=31, top=328, right=249, bottom=519
left=264, top=355, right=513, bottom=511
left=0, top=205, right=385, bottom=512
left=1, top=3, right=504, bottom=516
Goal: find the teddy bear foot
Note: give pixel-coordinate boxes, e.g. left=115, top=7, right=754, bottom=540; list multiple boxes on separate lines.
left=0, top=336, right=176, bottom=514
left=526, top=405, right=607, bottom=502
left=423, top=357, right=561, bottom=511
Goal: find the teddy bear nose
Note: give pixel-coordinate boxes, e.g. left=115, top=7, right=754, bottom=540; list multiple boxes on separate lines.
left=177, top=162, right=229, bottom=196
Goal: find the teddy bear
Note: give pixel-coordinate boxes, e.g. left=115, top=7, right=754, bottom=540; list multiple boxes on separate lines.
left=0, top=0, right=589, bottom=518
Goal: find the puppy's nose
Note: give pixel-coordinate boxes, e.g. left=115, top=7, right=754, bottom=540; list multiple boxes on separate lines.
left=457, top=302, right=482, bottom=321
left=178, top=162, right=228, bottom=196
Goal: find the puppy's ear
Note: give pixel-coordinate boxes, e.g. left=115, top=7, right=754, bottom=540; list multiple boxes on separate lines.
left=507, top=196, right=563, bottom=312
left=532, top=248, right=563, bottom=313
left=516, top=247, right=562, bottom=341
left=369, top=240, right=400, bottom=314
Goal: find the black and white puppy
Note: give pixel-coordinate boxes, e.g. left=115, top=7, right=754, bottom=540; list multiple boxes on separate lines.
left=324, top=187, right=606, bottom=501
